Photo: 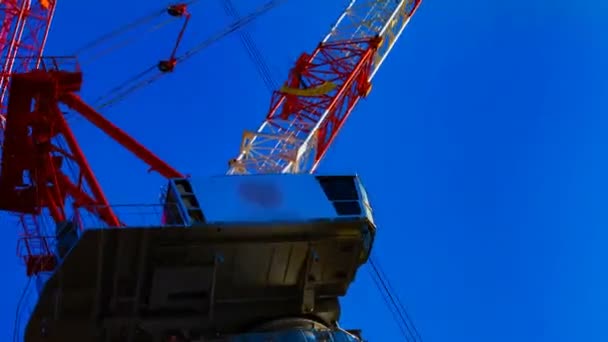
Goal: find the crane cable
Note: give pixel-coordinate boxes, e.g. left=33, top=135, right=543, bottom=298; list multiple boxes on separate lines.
left=373, top=257, right=425, bottom=341
left=369, top=258, right=415, bottom=341
left=72, top=7, right=167, bottom=55
left=90, top=64, right=158, bottom=109
left=176, top=0, right=287, bottom=63
left=78, top=17, right=177, bottom=65
left=369, top=255, right=424, bottom=342
left=12, top=277, right=32, bottom=342
left=221, top=0, right=278, bottom=93
left=72, top=2, right=200, bottom=65
left=92, top=0, right=287, bottom=111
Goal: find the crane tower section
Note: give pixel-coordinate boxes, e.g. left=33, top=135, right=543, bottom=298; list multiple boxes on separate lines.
left=0, top=0, right=56, bottom=131
left=228, top=0, right=421, bottom=175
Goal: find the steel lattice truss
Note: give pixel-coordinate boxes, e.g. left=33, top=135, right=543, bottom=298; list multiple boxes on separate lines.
left=228, top=0, right=421, bottom=175
left=0, top=0, right=56, bottom=131
left=0, top=0, right=56, bottom=275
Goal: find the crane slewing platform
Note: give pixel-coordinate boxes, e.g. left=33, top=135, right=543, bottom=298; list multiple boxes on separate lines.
left=26, top=175, right=375, bottom=341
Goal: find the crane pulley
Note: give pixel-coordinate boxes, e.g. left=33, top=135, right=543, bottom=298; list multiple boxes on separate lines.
left=158, top=3, right=191, bottom=73
left=92, top=0, right=285, bottom=110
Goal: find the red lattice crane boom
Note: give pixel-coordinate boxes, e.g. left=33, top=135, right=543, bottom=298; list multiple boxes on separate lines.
left=228, top=0, right=421, bottom=175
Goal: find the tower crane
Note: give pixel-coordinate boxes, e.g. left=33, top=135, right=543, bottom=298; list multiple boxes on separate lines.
left=0, top=0, right=423, bottom=341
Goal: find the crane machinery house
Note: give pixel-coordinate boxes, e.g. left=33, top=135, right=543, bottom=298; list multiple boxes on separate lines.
left=26, top=174, right=376, bottom=341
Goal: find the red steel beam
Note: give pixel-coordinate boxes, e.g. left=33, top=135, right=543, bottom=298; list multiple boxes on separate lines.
left=0, top=59, right=183, bottom=274
left=0, top=69, right=121, bottom=227
left=60, top=92, right=183, bottom=179
left=229, top=37, right=381, bottom=174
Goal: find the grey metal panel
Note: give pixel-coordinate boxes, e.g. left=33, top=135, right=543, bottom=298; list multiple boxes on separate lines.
left=25, top=218, right=373, bottom=341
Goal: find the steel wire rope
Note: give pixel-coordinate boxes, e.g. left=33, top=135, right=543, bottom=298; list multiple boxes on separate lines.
left=71, top=8, right=165, bottom=56
left=91, top=64, right=157, bottom=108
left=221, top=0, right=278, bottom=93
left=176, top=0, right=287, bottom=63
left=75, top=1, right=203, bottom=66
left=61, top=1, right=201, bottom=122
left=369, top=255, right=423, bottom=342
left=369, top=262, right=414, bottom=341
left=373, top=254, right=424, bottom=341
left=12, top=277, right=33, bottom=342
left=95, top=71, right=165, bottom=110
left=78, top=16, right=179, bottom=66
left=72, top=0, right=200, bottom=56
left=92, top=0, right=286, bottom=111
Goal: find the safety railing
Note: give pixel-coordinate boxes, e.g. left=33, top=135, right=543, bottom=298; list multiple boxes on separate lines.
left=16, top=235, right=56, bottom=266
left=0, top=56, right=81, bottom=75
left=13, top=202, right=186, bottom=339
left=74, top=202, right=188, bottom=230
left=16, top=203, right=186, bottom=265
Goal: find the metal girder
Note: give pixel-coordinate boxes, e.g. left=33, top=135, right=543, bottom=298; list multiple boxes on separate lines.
left=227, top=0, right=421, bottom=175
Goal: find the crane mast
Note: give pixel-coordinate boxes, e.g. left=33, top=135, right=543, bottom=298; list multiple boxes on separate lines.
left=228, top=0, right=421, bottom=175
left=0, top=0, right=56, bottom=130
left=0, top=0, right=57, bottom=278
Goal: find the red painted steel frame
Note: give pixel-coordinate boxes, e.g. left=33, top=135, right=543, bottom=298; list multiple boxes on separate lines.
left=61, top=93, right=183, bottom=179
left=0, top=58, right=183, bottom=275
left=0, top=0, right=56, bottom=123
left=268, top=37, right=381, bottom=167
left=0, top=0, right=56, bottom=275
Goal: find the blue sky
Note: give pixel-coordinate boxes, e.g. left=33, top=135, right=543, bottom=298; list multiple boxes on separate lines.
left=1, top=0, right=607, bottom=341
